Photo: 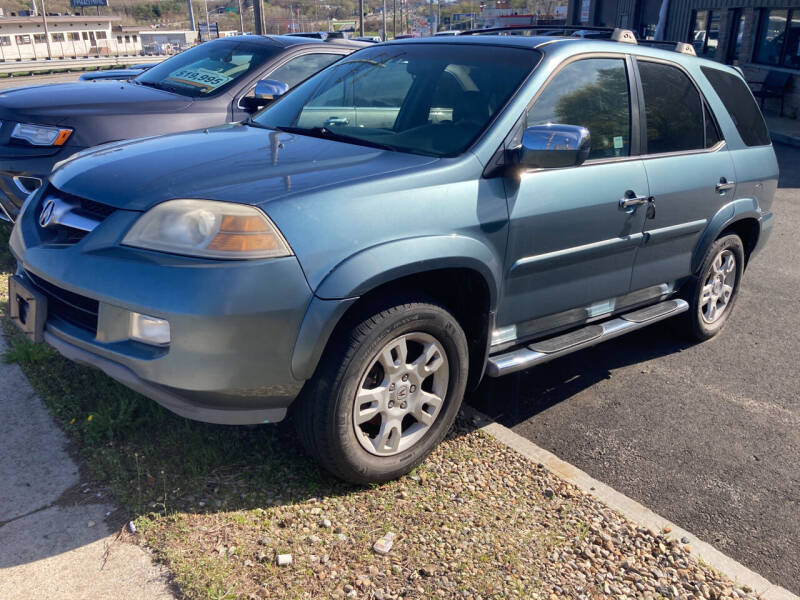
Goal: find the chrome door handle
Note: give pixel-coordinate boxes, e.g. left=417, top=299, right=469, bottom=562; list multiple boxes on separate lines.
left=324, top=116, right=349, bottom=127
left=715, top=178, right=735, bottom=193
left=619, top=190, right=649, bottom=209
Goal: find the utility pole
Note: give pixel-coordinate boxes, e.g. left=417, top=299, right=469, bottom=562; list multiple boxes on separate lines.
left=39, top=0, right=52, bottom=59
left=359, top=0, right=364, bottom=36
left=382, top=0, right=386, bottom=40
left=237, top=0, right=245, bottom=33
left=187, top=0, right=196, bottom=31
left=392, top=0, right=396, bottom=38
left=253, top=0, right=264, bottom=34
left=429, top=0, right=434, bottom=35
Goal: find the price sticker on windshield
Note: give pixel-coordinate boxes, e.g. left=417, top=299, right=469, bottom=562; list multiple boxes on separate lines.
left=166, top=68, right=232, bottom=91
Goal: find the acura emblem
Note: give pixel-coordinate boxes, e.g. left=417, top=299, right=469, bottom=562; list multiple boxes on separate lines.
left=39, top=198, right=56, bottom=228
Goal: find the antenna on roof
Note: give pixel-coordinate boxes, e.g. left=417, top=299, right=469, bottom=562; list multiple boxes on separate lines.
left=611, top=28, right=637, bottom=44
left=674, top=42, right=696, bottom=56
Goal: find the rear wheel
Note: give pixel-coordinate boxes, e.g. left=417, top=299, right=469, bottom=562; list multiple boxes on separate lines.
left=294, top=297, right=469, bottom=484
left=682, top=234, right=745, bottom=341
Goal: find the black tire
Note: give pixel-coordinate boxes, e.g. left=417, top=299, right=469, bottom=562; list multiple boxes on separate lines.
left=680, top=234, right=745, bottom=341
left=293, top=296, right=469, bottom=484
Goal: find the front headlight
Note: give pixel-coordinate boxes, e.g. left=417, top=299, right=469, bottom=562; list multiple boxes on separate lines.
left=122, top=199, right=293, bottom=260
left=11, top=123, right=73, bottom=146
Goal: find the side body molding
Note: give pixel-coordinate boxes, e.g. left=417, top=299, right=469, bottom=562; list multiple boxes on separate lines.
left=691, top=196, right=764, bottom=273
left=291, top=235, right=504, bottom=380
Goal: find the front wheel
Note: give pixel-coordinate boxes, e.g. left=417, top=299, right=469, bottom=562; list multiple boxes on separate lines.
left=682, top=234, right=745, bottom=341
left=294, top=297, right=469, bottom=484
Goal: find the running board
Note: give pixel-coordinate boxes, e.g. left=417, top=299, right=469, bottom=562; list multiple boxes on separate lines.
left=486, top=299, right=688, bottom=377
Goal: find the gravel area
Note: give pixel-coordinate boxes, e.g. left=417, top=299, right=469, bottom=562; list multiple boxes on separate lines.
left=136, top=416, right=760, bottom=600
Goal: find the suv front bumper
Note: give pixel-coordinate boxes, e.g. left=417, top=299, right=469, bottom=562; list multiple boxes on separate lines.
left=10, top=201, right=322, bottom=424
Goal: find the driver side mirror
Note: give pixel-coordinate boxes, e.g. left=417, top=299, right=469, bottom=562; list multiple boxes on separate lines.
left=518, top=124, right=591, bottom=169
left=240, top=79, right=290, bottom=112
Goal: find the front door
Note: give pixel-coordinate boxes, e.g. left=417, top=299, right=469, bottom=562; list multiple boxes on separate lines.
left=232, top=52, right=345, bottom=122
left=498, top=55, right=650, bottom=341
left=629, top=58, right=737, bottom=291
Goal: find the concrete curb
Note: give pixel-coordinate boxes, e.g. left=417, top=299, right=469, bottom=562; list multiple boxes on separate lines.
left=462, top=406, right=798, bottom=600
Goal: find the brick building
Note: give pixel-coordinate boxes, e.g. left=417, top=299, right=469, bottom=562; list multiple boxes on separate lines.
left=566, top=0, right=800, bottom=117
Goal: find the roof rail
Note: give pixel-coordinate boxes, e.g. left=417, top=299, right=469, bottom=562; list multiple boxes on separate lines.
left=460, top=25, right=616, bottom=36
left=636, top=39, right=697, bottom=55
left=460, top=25, right=699, bottom=57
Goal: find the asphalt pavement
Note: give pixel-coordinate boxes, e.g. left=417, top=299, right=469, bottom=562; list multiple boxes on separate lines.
left=470, top=143, right=800, bottom=593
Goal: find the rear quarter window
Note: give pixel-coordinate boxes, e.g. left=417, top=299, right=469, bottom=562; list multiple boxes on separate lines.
left=701, top=66, right=771, bottom=147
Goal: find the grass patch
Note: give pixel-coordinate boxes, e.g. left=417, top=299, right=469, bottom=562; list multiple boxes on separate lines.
left=3, top=335, right=54, bottom=363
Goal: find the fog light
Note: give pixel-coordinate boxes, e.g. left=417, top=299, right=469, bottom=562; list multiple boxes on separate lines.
left=129, top=312, right=170, bottom=346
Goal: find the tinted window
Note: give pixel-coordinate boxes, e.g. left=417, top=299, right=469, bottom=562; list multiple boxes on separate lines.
left=704, top=103, right=721, bottom=148
left=267, top=53, right=343, bottom=89
left=136, top=40, right=283, bottom=98
left=256, top=44, right=540, bottom=157
left=638, top=61, right=704, bottom=154
left=701, top=67, right=771, bottom=147
left=755, top=9, right=788, bottom=66
left=527, top=58, right=631, bottom=160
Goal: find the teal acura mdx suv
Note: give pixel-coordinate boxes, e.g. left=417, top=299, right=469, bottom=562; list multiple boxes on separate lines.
left=8, top=30, right=777, bottom=483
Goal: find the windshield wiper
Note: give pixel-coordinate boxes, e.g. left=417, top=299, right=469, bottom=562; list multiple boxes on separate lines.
left=136, top=80, right=182, bottom=95
left=273, top=126, right=396, bottom=152
left=135, top=80, right=162, bottom=90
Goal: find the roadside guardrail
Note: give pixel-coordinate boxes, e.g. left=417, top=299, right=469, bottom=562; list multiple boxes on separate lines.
left=0, top=56, right=164, bottom=76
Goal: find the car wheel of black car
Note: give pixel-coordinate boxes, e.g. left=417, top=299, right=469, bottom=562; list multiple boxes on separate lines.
left=681, top=234, right=745, bottom=341
left=294, top=296, right=469, bottom=484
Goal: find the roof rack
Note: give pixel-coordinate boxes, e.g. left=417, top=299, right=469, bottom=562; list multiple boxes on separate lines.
left=460, top=25, right=616, bottom=36
left=460, top=25, right=698, bottom=56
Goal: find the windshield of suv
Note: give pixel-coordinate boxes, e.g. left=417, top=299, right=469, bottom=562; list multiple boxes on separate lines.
left=253, top=44, right=540, bottom=157
left=135, top=39, right=283, bottom=98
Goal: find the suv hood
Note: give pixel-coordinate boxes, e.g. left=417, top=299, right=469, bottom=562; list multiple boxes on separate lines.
left=49, top=123, right=439, bottom=211
left=0, top=80, right=191, bottom=125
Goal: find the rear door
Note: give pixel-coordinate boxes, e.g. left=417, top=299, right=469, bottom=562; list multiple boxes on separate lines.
left=629, top=57, right=737, bottom=291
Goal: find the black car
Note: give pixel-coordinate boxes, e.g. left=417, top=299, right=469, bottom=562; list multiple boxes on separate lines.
left=78, top=63, right=156, bottom=82
left=0, top=35, right=363, bottom=221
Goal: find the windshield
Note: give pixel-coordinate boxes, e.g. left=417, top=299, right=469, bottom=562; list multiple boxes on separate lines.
left=136, top=39, right=283, bottom=98
left=253, top=44, right=540, bottom=157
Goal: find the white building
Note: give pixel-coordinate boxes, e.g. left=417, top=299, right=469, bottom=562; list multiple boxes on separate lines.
left=0, top=15, right=146, bottom=60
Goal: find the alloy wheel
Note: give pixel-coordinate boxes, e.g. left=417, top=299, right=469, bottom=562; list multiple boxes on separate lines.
left=700, top=248, right=737, bottom=324
left=352, top=332, right=449, bottom=456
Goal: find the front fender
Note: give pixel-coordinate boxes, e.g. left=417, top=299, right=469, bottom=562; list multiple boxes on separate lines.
left=290, top=235, right=503, bottom=380
left=314, top=234, right=503, bottom=307
left=691, top=197, right=764, bottom=273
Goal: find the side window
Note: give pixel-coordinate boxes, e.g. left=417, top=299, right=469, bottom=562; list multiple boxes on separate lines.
left=638, top=61, right=704, bottom=154
left=527, top=58, right=631, bottom=160
left=701, top=66, right=771, bottom=147
left=353, top=62, right=413, bottom=108
left=266, top=53, right=342, bottom=89
left=704, top=103, right=721, bottom=148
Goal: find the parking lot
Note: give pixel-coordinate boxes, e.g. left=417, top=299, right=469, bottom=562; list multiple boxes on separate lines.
left=471, top=142, right=800, bottom=593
